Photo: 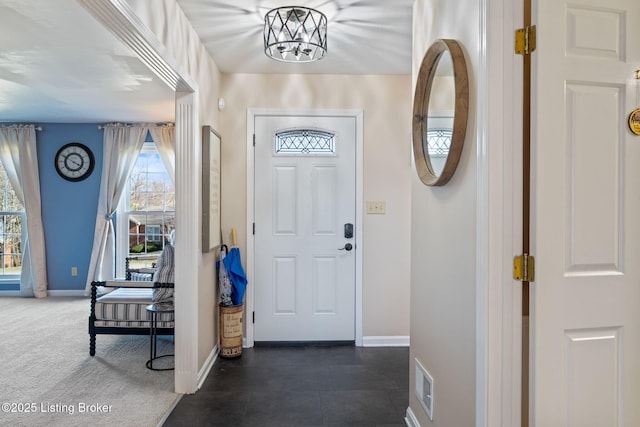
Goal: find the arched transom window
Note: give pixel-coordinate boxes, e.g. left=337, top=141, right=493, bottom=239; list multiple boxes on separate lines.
left=274, top=129, right=336, bottom=155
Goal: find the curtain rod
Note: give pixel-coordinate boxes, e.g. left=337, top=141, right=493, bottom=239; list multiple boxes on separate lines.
left=1, top=125, right=43, bottom=131
left=97, top=123, right=174, bottom=130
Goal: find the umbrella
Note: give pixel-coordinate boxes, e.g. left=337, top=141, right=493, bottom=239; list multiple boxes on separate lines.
left=217, top=244, right=233, bottom=306
left=222, top=228, right=247, bottom=306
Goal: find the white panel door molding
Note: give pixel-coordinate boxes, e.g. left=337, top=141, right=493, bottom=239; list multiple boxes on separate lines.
left=532, top=0, right=640, bottom=425
left=253, top=115, right=357, bottom=342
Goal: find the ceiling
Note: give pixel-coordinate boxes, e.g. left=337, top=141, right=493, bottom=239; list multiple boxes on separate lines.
left=176, top=0, right=414, bottom=75
left=0, top=0, right=413, bottom=123
left=0, top=0, right=176, bottom=123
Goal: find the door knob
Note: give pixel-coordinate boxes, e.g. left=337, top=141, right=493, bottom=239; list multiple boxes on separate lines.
left=339, top=243, right=353, bottom=251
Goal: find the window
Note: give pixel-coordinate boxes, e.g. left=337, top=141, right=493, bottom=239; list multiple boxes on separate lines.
left=146, top=225, right=162, bottom=242
left=117, top=141, right=174, bottom=273
left=0, top=163, right=24, bottom=278
left=426, top=128, right=452, bottom=157
left=275, top=129, right=336, bottom=155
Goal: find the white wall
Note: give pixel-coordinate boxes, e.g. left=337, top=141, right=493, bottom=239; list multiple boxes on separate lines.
left=410, top=0, right=480, bottom=425
left=124, top=0, right=222, bottom=371
left=220, top=73, right=412, bottom=339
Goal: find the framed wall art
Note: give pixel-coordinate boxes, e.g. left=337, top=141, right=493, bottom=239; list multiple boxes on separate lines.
left=202, top=125, right=222, bottom=252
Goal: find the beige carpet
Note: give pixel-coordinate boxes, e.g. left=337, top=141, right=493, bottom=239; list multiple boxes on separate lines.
left=0, top=297, right=180, bottom=427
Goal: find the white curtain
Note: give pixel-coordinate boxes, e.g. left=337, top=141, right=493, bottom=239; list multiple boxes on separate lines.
left=148, top=125, right=175, bottom=184
left=84, top=125, right=147, bottom=293
left=0, top=125, right=48, bottom=298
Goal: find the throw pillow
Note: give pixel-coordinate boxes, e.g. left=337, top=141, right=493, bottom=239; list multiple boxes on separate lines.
left=152, top=243, right=175, bottom=303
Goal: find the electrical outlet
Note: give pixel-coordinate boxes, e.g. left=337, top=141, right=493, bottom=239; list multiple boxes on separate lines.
left=366, top=200, right=386, bottom=214
left=71, top=266, right=78, bottom=276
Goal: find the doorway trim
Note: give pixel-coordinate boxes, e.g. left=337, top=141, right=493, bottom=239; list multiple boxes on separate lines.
left=78, top=0, right=201, bottom=394
left=246, top=108, right=364, bottom=347
left=475, top=0, right=523, bottom=425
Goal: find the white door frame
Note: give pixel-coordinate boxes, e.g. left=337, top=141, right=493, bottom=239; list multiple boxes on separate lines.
left=476, top=0, right=523, bottom=425
left=246, top=108, right=364, bottom=347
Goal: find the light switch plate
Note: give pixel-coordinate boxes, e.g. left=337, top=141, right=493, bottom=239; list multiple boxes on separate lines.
left=366, top=200, right=386, bottom=214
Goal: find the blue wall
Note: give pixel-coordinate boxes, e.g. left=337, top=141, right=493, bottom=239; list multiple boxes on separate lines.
left=1, top=124, right=158, bottom=292
left=38, top=124, right=103, bottom=291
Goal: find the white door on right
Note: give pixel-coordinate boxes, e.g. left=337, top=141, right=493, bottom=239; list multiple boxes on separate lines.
left=533, top=0, right=640, bottom=425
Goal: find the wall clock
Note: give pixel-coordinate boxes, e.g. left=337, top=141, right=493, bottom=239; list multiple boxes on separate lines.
left=54, top=142, right=95, bottom=182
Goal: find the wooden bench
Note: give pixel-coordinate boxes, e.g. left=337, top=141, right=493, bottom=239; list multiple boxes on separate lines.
left=88, top=280, right=174, bottom=356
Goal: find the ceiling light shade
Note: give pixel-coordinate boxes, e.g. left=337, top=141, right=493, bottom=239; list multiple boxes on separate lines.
left=264, top=6, right=327, bottom=62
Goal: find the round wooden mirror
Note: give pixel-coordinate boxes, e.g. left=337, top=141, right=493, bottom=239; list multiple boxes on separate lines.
left=412, top=39, right=469, bottom=186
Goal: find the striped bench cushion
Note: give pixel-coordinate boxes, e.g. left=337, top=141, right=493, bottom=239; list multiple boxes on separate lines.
left=95, top=288, right=174, bottom=327
left=93, top=320, right=174, bottom=328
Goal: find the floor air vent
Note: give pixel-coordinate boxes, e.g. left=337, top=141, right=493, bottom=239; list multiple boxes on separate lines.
left=414, top=358, right=434, bottom=421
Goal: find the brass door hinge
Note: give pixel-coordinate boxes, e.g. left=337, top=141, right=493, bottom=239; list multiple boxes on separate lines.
left=515, top=25, right=537, bottom=55
left=514, top=254, right=535, bottom=282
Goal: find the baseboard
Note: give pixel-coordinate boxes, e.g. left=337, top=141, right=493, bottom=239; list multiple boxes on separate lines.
left=47, top=290, right=86, bottom=297
left=241, top=336, right=408, bottom=347
left=0, top=291, right=21, bottom=297
left=405, top=406, right=421, bottom=427
left=0, top=290, right=86, bottom=297
left=197, top=344, right=219, bottom=390
left=362, top=335, right=410, bottom=347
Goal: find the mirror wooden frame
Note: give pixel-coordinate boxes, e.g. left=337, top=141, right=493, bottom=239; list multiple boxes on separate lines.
left=412, top=39, right=469, bottom=186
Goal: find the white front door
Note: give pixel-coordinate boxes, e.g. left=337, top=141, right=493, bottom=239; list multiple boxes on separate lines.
left=254, top=115, right=356, bottom=342
left=533, top=0, right=640, bottom=425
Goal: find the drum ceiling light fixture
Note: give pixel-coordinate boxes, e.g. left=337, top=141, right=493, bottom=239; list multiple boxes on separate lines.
left=264, top=6, right=327, bottom=62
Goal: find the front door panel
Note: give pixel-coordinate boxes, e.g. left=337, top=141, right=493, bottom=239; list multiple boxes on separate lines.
left=254, top=115, right=356, bottom=342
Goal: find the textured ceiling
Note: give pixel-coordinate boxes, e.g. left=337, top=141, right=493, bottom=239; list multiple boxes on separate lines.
left=0, top=0, right=175, bottom=123
left=0, top=0, right=413, bottom=123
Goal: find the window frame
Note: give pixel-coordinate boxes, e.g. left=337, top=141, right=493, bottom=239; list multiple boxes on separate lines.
left=0, top=163, right=25, bottom=282
left=115, top=140, right=175, bottom=278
